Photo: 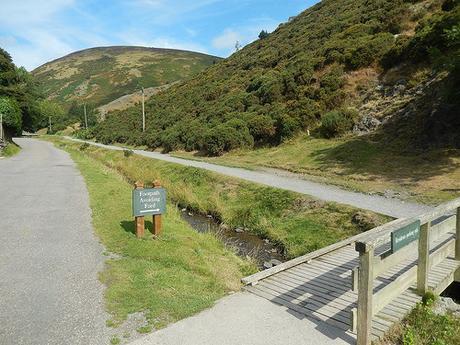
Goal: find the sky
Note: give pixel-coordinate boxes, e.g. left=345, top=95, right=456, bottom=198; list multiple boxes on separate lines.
left=0, top=0, right=319, bottom=71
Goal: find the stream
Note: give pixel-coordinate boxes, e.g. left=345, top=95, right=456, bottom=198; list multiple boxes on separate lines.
left=180, top=209, right=285, bottom=269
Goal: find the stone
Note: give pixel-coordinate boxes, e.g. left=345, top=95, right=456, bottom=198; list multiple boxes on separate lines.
left=353, top=115, right=381, bottom=134
left=263, top=261, right=273, bottom=270
left=270, top=259, right=282, bottom=266
left=433, top=297, right=460, bottom=316
left=235, top=228, right=244, bottom=233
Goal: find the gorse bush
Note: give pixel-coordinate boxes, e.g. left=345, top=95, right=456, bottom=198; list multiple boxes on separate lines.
left=89, top=0, right=459, bottom=155
left=320, top=108, right=358, bottom=138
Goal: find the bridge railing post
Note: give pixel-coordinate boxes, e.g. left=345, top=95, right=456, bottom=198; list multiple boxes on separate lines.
left=417, top=222, right=430, bottom=295
left=355, top=241, right=374, bottom=345
left=456, top=207, right=460, bottom=261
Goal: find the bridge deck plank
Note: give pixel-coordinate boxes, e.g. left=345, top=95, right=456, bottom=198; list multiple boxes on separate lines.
left=246, top=224, right=458, bottom=342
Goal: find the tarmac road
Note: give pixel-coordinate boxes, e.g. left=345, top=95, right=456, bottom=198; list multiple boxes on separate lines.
left=0, top=138, right=110, bottom=345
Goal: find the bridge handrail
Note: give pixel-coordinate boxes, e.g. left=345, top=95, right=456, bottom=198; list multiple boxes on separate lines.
left=353, top=197, right=460, bottom=345
left=355, top=198, right=460, bottom=251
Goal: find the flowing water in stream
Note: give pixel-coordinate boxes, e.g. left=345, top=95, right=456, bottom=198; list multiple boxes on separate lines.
left=180, top=209, right=285, bottom=269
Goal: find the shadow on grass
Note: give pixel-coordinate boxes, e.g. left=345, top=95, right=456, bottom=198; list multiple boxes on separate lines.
left=310, top=136, right=459, bottom=184
left=120, top=220, right=154, bottom=235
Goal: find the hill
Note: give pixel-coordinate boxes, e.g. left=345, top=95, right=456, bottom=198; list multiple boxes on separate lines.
left=91, top=0, right=459, bottom=155
left=33, top=46, right=220, bottom=109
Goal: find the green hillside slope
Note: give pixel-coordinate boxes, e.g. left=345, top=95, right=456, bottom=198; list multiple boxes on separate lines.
left=33, top=46, right=220, bottom=109
left=91, top=0, right=459, bottom=155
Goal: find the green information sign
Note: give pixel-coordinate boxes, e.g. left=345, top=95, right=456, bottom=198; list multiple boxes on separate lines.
left=391, top=220, right=421, bottom=253
left=132, top=188, right=166, bottom=217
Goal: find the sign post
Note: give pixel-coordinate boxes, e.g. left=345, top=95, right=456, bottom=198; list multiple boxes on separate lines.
left=132, top=180, right=166, bottom=238
left=134, top=181, right=145, bottom=238
left=152, top=180, right=162, bottom=236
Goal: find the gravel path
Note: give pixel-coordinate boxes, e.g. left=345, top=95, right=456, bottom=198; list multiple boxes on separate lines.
left=0, top=138, right=111, bottom=345
left=67, top=137, right=431, bottom=218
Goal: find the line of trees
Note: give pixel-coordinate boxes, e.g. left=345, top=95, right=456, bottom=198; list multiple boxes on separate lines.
left=0, top=47, right=64, bottom=140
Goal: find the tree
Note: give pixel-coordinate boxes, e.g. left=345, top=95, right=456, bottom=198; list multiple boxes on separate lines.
left=37, top=100, right=65, bottom=132
left=259, top=30, right=270, bottom=39
left=235, top=41, right=242, bottom=52
left=0, top=97, right=22, bottom=137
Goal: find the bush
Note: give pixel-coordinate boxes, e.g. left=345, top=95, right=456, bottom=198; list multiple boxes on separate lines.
left=123, top=149, right=134, bottom=157
left=320, top=108, right=358, bottom=138
left=0, top=97, right=22, bottom=136
left=79, top=143, right=90, bottom=151
left=203, top=120, right=254, bottom=156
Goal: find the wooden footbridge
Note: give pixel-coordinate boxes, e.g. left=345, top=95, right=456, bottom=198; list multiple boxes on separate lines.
left=242, top=198, right=460, bottom=345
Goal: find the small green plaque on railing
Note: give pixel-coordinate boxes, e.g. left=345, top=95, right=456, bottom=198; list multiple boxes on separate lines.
left=391, top=220, right=421, bottom=253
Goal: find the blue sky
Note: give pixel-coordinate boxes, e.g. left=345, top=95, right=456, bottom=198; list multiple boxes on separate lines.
left=0, top=0, right=319, bottom=71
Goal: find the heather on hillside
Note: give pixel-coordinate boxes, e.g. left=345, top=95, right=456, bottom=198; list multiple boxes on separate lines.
left=90, top=0, right=459, bottom=155
left=33, top=46, right=220, bottom=111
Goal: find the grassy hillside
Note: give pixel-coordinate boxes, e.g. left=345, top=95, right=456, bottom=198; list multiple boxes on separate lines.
left=33, top=46, right=220, bottom=109
left=91, top=0, right=459, bottom=155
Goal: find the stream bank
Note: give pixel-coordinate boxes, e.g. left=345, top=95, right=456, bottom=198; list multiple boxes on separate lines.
left=179, top=209, right=285, bottom=269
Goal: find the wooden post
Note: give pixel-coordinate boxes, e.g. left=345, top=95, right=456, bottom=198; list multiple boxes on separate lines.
left=356, top=243, right=374, bottom=345
left=456, top=207, right=460, bottom=260
left=417, top=222, right=430, bottom=295
left=134, top=181, right=145, bottom=238
left=152, top=180, right=162, bottom=236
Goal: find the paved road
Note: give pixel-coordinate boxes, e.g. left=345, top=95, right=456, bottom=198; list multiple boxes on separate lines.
left=67, top=137, right=431, bottom=218
left=127, top=292, right=353, bottom=345
left=0, top=138, right=110, bottom=345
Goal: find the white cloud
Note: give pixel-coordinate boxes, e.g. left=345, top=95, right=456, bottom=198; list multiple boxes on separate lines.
left=211, top=17, right=279, bottom=56
left=212, top=29, right=242, bottom=50
left=0, top=0, right=74, bottom=26
left=118, top=30, right=209, bottom=54
left=0, top=0, right=111, bottom=70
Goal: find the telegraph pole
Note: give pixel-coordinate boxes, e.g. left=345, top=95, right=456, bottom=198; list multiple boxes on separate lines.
left=49, top=115, right=52, bottom=133
left=0, top=112, right=3, bottom=142
left=142, top=87, right=145, bottom=132
left=84, top=103, right=88, bottom=130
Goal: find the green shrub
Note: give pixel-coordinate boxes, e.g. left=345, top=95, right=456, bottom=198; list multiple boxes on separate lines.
left=320, top=108, right=358, bottom=138
left=203, top=120, right=254, bottom=156
left=79, top=143, right=90, bottom=151
left=123, top=149, right=134, bottom=158
left=0, top=97, right=22, bottom=136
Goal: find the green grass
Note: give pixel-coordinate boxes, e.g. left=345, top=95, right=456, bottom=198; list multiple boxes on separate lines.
left=49, top=136, right=388, bottom=259
left=47, top=137, right=255, bottom=331
left=172, top=135, right=460, bottom=205
left=0, top=142, right=21, bottom=157
left=379, top=297, right=460, bottom=345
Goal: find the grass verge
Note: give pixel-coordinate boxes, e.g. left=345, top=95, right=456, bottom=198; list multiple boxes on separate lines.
left=0, top=142, right=21, bottom=157
left=47, top=137, right=255, bottom=331
left=172, top=135, right=460, bottom=205
left=49, top=136, right=388, bottom=259
left=378, top=296, right=460, bottom=345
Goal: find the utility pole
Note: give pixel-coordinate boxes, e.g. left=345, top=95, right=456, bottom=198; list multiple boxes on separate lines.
left=0, top=112, right=3, bottom=142
left=141, top=87, right=145, bottom=132
left=84, top=103, right=88, bottom=130
left=49, top=115, right=52, bottom=133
